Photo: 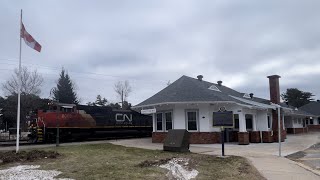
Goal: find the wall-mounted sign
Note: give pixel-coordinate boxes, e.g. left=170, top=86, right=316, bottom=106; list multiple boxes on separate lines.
left=212, top=111, right=234, bottom=127
left=141, top=108, right=156, bottom=114
left=219, top=106, right=226, bottom=112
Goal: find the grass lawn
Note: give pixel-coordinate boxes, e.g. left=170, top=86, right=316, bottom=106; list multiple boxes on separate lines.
left=1, top=143, right=264, bottom=180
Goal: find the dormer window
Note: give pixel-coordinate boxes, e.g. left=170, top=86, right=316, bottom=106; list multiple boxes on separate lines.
left=208, top=85, right=221, bottom=92
left=243, top=93, right=251, bottom=98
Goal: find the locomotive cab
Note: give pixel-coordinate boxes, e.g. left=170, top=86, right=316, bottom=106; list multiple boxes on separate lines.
left=44, top=103, right=77, bottom=113
left=28, top=103, right=78, bottom=143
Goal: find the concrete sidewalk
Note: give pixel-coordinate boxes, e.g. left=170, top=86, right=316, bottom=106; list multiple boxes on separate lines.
left=110, top=132, right=320, bottom=180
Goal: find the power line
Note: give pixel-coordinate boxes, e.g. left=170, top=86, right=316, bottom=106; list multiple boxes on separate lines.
left=0, top=58, right=119, bottom=78
left=0, top=58, right=168, bottom=83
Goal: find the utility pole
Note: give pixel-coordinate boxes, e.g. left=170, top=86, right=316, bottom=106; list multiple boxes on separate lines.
left=56, top=104, right=60, bottom=147
left=121, top=89, right=124, bottom=109
left=0, top=109, right=3, bottom=132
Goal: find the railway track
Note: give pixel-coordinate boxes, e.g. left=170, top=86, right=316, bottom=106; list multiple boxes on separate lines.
left=0, top=134, right=150, bottom=147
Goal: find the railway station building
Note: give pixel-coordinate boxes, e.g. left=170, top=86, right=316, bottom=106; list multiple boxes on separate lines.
left=299, top=101, right=320, bottom=131
left=133, top=75, right=314, bottom=145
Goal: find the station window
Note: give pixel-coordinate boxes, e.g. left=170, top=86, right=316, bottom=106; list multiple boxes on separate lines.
left=267, top=115, right=272, bottom=129
left=165, top=112, right=172, bottom=130
left=245, top=114, right=253, bottom=130
left=156, top=113, right=163, bottom=131
left=186, top=110, right=198, bottom=131
left=234, top=114, right=239, bottom=129
left=318, top=117, right=320, bottom=125
left=156, top=111, right=173, bottom=131
left=310, top=119, right=314, bottom=125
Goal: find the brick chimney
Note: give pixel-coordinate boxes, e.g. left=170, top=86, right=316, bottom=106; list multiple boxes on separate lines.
left=267, top=75, right=286, bottom=142
left=267, top=75, right=281, bottom=104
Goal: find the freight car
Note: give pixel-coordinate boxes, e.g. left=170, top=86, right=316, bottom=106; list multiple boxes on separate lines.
left=27, top=102, right=152, bottom=143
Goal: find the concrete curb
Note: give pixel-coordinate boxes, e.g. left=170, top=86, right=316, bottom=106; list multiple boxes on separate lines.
left=294, top=161, right=320, bottom=177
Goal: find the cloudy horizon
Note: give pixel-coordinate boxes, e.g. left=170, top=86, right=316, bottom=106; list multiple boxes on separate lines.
left=1, top=0, right=320, bottom=105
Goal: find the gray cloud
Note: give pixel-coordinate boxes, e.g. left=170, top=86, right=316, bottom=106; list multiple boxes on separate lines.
left=1, top=0, right=320, bottom=105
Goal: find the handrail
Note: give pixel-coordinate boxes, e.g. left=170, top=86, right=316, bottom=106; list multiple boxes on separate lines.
left=40, top=117, right=46, bottom=137
left=36, top=118, right=39, bottom=127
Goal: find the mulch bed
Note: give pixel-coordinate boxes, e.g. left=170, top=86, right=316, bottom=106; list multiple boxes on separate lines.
left=0, top=150, right=59, bottom=164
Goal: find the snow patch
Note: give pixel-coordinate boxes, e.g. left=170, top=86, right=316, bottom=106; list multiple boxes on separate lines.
left=159, top=158, right=199, bottom=180
left=0, top=165, right=73, bottom=180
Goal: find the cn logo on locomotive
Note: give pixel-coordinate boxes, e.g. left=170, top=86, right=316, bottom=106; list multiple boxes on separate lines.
left=115, top=113, right=133, bottom=125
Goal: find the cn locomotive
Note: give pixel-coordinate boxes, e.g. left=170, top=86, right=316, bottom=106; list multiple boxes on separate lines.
left=27, top=102, right=152, bottom=143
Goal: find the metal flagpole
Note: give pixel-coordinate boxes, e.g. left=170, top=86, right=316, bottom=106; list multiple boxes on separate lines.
left=16, top=9, right=22, bottom=153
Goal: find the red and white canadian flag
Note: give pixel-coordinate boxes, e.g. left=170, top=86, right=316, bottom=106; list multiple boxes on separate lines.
left=20, top=22, right=42, bottom=52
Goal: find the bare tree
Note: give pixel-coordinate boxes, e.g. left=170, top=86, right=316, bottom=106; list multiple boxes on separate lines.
left=2, top=66, right=43, bottom=96
left=114, top=80, right=132, bottom=108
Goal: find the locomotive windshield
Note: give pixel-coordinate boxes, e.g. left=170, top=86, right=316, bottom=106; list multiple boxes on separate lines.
left=47, top=103, right=76, bottom=112
left=61, top=106, right=74, bottom=112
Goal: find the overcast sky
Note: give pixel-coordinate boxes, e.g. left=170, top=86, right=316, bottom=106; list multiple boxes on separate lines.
left=1, top=0, right=320, bottom=105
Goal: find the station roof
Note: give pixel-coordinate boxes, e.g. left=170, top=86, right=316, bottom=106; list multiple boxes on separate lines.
left=299, top=101, right=320, bottom=116
left=134, top=75, right=274, bottom=109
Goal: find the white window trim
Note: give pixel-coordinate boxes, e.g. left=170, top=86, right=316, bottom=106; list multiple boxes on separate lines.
left=155, top=112, right=163, bottom=132
left=310, top=118, right=314, bottom=125
left=155, top=110, right=173, bottom=132
left=245, top=114, right=253, bottom=131
left=185, top=109, right=199, bottom=132
left=208, top=85, right=221, bottom=92
left=233, top=114, right=240, bottom=130
left=164, top=111, right=173, bottom=132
